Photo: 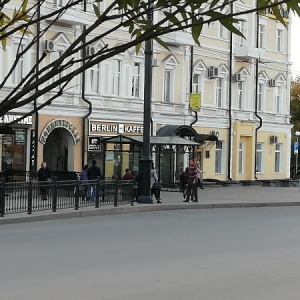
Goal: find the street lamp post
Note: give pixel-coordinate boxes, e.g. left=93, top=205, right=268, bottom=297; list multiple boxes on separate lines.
left=137, top=7, right=153, bottom=204
left=295, top=131, right=300, bottom=178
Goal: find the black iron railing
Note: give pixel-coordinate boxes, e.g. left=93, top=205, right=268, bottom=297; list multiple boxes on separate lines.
left=0, top=178, right=135, bottom=216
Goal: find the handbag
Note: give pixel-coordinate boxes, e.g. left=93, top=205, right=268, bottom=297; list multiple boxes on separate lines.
left=153, top=181, right=162, bottom=190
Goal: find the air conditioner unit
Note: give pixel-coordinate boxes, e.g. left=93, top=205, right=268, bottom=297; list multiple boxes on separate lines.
left=152, top=58, right=160, bottom=67
left=44, top=40, right=57, bottom=52
left=208, top=66, right=219, bottom=79
left=269, top=135, right=278, bottom=143
left=268, top=79, right=276, bottom=87
left=232, top=73, right=242, bottom=82
left=87, top=46, right=97, bottom=56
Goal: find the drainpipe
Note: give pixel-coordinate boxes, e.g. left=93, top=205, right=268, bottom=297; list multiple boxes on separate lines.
left=189, top=46, right=198, bottom=127
left=227, top=2, right=233, bottom=181
left=33, top=0, right=41, bottom=172
left=254, top=0, right=263, bottom=180
left=81, top=0, right=92, bottom=168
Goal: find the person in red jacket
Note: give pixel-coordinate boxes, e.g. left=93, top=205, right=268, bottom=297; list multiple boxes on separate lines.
left=122, top=169, right=135, bottom=180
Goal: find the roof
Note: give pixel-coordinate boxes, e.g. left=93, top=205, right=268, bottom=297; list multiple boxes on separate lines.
left=0, top=127, right=15, bottom=134
left=101, top=134, right=200, bottom=146
left=156, top=125, right=198, bottom=138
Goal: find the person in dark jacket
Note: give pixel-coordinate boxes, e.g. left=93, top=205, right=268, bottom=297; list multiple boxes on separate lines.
left=87, top=160, right=101, bottom=201
left=37, top=162, right=51, bottom=200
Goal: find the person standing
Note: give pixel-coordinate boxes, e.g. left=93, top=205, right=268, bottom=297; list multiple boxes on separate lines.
left=184, top=159, right=198, bottom=203
left=122, top=169, right=135, bottom=180
left=151, top=163, right=162, bottom=203
left=37, top=162, right=51, bottom=200
left=87, top=160, right=102, bottom=201
left=180, top=167, right=189, bottom=200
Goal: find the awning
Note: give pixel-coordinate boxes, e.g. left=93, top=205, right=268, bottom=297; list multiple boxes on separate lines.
left=156, top=125, right=198, bottom=138
left=101, top=134, right=200, bottom=146
left=194, top=134, right=218, bottom=144
left=0, top=127, right=15, bottom=134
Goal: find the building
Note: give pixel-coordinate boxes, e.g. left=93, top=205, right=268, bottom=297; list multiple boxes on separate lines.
left=0, top=0, right=292, bottom=183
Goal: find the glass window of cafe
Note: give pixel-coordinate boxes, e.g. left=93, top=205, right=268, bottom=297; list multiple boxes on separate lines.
left=2, top=129, right=27, bottom=170
left=88, top=143, right=140, bottom=179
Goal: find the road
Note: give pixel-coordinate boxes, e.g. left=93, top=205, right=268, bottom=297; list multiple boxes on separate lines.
left=1, top=207, right=300, bottom=300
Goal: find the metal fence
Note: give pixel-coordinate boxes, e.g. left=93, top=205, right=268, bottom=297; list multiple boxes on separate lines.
left=0, top=178, right=135, bottom=216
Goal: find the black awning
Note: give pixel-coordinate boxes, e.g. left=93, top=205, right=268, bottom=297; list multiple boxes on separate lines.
left=0, top=127, right=15, bottom=134
left=194, top=134, right=218, bottom=144
left=156, top=125, right=198, bottom=138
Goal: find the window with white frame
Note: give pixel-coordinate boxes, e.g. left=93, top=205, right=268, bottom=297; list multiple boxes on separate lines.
left=112, top=59, right=121, bottom=96
left=237, top=20, right=246, bottom=46
left=256, top=143, right=264, bottom=173
left=238, top=141, right=245, bottom=174
left=275, top=143, right=282, bottom=173
left=275, top=85, right=282, bottom=114
left=192, top=73, right=201, bottom=93
left=215, top=141, right=223, bottom=173
left=257, top=83, right=263, bottom=112
left=53, top=0, right=63, bottom=7
left=164, top=69, right=172, bottom=103
left=12, top=44, right=25, bottom=85
left=238, top=81, right=244, bottom=109
left=89, top=63, right=101, bottom=94
left=132, top=62, right=141, bottom=98
left=216, top=78, right=223, bottom=108
left=276, top=29, right=283, bottom=52
left=258, top=24, right=265, bottom=48
left=219, top=24, right=229, bottom=39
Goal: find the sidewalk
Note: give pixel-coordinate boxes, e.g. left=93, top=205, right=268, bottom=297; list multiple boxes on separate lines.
left=1, top=185, right=300, bottom=225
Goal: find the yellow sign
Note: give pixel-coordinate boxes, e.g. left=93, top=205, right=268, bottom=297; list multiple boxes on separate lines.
left=189, top=93, right=201, bottom=111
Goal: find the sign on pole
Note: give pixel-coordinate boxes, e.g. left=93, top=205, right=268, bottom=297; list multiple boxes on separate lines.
left=189, top=93, right=201, bottom=111
left=294, top=141, right=299, bottom=154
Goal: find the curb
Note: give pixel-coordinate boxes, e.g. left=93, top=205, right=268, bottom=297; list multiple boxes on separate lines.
left=1, top=201, right=300, bottom=225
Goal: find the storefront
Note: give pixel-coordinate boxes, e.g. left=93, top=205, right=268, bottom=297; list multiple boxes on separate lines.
left=0, top=115, right=33, bottom=171
left=88, top=120, right=143, bottom=179
left=38, top=116, right=82, bottom=172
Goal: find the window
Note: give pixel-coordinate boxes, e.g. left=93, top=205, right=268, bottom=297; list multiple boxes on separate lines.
left=112, top=59, right=121, bottom=95
left=256, top=143, right=264, bottom=173
left=53, top=0, right=63, bottom=7
left=12, top=44, right=25, bottom=85
left=164, top=69, right=172, bottom=103
left=258, top=24, right=265, bottom=48
left=132, top=63, right=141, bottom=97
left=275, top=86, right=282, bottom=113
left=237, top=20, right=246, bottom=46
left=257, top=83, right=263, bottom=112
left=219, top=24, right=228, bottom=39
left=275, top=143, right=282, bottom=173
left=215, top=141, right=223, bottom=173
left=277, top=29, right=283, bottom=52
left=216, top=78, right=222, bottom=108
left=89, top=63, right=101, bottom=94
left=238, top=81, right=243, bottom=109
left=238, top=142, right=245, bottom=174
left=192, top=74, right=201, bottom=93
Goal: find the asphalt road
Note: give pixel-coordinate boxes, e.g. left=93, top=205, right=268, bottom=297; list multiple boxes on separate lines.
left=2, top=207, right=300, bottom=300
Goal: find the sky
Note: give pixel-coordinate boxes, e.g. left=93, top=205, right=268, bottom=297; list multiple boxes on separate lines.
left=291, top=15, right=300, bottom=77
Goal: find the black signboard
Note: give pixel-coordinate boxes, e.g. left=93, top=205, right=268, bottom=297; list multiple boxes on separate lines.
left=30, top=129, right=36, bottom=171
left=88, top=136, right=101, bottom=151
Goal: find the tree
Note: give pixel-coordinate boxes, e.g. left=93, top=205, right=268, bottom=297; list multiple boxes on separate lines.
left=0, top=0, right=300, bottom=126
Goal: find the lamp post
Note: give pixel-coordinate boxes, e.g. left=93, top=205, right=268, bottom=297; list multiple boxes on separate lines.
left=137, top=6, right=153, bottom=204
left=295, top=131, right=300, bottom=178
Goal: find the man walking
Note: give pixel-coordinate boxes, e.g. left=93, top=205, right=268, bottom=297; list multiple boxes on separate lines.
left=87, top=160, right=102, bottom=201
left=183, top=159, right=198, bottom=203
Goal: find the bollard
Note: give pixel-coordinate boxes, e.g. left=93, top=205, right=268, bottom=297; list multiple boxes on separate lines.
left=0, top=178, right=5, bottom=217
left=75, top=179, right=79, bottom=210
left=52, top=177, right=57, bottom=212
left=114, top=180, right=118, bottom=207
left=95, top=177, right=100, bottom=208
left=27, top=178, right=33, bottom=214
left=130, top=181, right=134, bottom=206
